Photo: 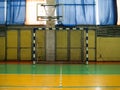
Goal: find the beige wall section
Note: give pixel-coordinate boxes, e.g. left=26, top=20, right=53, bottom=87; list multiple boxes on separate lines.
left=0, top=37, right=5, bottom=60
left=46, top=30, right=55, bottom=61
left=7, top=30, right=18, bottom=60
left=20, top=30, right=31, bottom=60
left=97, top=37, right=120, bottom=61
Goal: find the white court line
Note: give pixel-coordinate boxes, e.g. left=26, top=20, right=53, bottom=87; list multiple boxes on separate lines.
left=59, top=64, right=62, bottom=87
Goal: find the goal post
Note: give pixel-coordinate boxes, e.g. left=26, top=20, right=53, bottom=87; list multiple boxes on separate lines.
left=32, top=27, right=89, bottom=65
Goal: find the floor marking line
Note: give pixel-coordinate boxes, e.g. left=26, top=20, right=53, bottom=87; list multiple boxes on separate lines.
left=0, top=74, right=120, bottom=75
left=0, top=86, right=120, bottom=88
left=59, top=64, right=62, bottom=87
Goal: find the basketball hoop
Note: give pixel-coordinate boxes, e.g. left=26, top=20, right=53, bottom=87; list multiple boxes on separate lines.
left=37, top=16, right=63, bottom=21
left=37, top=3, right=64, bottom=27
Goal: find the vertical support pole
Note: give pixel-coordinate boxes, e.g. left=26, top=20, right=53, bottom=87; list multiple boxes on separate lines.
left=85, top=28, right=89, bottom=64
left=32, top=28, right=36, bottom=64
left=67, top=29, right=70, bottom=61
left=17, top=30, right=20, bottom=61
left=46, top=29, right=55, bottom=61
left=4, top=0, right=7, bottom=24
left=5, top=28, right=7, bottom=61
left=95, top=0, right=100, bottom=25
left=95, top=29, right=97, bottom=62
left=81, top=29, right=84, bottom=62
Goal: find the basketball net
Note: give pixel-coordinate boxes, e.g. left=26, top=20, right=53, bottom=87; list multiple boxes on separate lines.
left=37, top=4, right=63, bottom=28
left=42, top=5, right=56, bottom=18
left=41, top=4, right=57, bottom=28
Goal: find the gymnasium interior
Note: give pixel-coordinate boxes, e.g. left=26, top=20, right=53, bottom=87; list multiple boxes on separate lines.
left=0, top=0, right=120, bottom=90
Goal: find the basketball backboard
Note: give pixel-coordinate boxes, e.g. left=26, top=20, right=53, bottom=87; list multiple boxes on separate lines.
left=37, top=3, right=64, bottom=24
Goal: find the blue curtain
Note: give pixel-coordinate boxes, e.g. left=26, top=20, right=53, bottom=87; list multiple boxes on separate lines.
left=0, top=0, right=118, bottom=25
left=56, top=0, right=96, bottom=26
left=7, top=0, right=26, bottom=25
left=98, top=0, right=117, bottom=25
left=0, top=0, right=5, bottom=24
left=75, top=0, right=96, bottom=25
left=56, top=0, right=75, bottom=26
left=56, top=0, right=117, bottom=26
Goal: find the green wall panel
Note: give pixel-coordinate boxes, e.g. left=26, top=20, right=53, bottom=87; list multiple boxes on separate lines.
left=70, top=31, right=81, bottom=61
left=0, top=37, right=5, bottom=60
left=70, top=49, right=81, bottom=61
left=36, top=30, right=45, bottom=48
left=36, top=30, right=45, bottom=61
left=89, top=49, right=95, bottom=61
left=88, top=30, right=96, bottom=61
left=56, top=49, right=68, bottom=60
left=20, top=49, right=31, bottom=60
left=56, top=30, right=68, bottom=60
left=56, top=30, right=67, bottom=48
left=7, top=49, right=17, bottom=60
left=7, top=30, right=17, bottom=47
left=88, top=30, right=95, bottom=48
left=70, top=31, right=81, bottom=47
left=7, top=30, right=18, bottom=60
left=20, top=30, right=31, bottom=47
left=37, top=48, right=45, bottom=61
left=20, top=30, right=32, bottom=60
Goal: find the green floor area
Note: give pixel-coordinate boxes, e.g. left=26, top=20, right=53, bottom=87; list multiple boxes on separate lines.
left=0, top=64, right=120, bottom=74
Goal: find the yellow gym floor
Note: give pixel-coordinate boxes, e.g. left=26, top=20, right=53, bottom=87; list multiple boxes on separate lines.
left=0, top=63, right=120, bottom=90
